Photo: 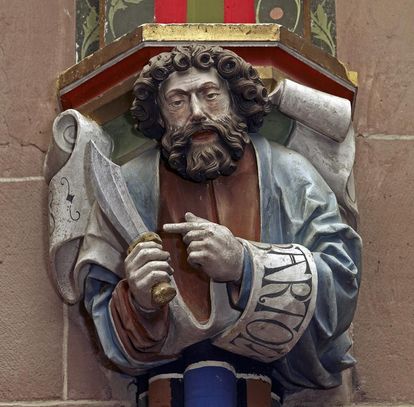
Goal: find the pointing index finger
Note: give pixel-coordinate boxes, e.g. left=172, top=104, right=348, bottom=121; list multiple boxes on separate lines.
left=163, top=222, right=209, bottom=234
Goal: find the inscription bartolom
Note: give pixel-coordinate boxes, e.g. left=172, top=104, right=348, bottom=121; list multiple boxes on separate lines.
left=214, top=242, right=317, bottom=362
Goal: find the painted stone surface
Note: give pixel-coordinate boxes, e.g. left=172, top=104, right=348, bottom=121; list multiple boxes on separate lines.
left=255, top=0, right=304, bottom=36
left=105, top=0, right=154, bottom=43
left=75, top=0, right=337, bottom=60
left=255, top=0, right=337, bottom=55
left=76, top=0, right=100, bottom=61
left=311, top=0, right=336, bottom=56
left=187, top=0, right=224, bottom=23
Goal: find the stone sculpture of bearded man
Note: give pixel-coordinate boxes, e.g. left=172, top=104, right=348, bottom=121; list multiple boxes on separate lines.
left=64, top=45, right=361, bottom=406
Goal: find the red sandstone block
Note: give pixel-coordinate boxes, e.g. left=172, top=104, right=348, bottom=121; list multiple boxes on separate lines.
left=353, top=138, right=414, bottom=402
left=0, top=181, right=63, bottom=400
left=0, top=0, right=75, bottom=177
left=67, top=304, right=135, bottom=402
left=284, top=370, right=353, bottom=406
left=337, top=1, right=414, bottom=136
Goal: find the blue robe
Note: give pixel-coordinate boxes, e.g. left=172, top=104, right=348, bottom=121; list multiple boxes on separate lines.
left=83, top=133, right=361, bottom=397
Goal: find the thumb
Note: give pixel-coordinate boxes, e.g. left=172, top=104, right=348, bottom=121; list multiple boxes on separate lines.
left=185, top=212, right=211, bottom=223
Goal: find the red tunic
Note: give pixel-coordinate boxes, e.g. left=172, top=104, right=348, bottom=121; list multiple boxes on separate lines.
left=158, top=143, right=260, bottom=322
left=110, top=143, right=260, bottom=356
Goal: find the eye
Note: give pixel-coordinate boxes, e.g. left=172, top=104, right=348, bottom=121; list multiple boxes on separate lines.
left=206, top=92, right=219, bottom=100
left=170, top=99, right=184, bottom=108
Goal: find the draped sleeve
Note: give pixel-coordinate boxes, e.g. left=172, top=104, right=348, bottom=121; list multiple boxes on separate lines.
left=213, top=142, right=361, bottom=391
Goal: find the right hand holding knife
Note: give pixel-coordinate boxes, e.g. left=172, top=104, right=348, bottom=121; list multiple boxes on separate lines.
left=125, top=240, right=175, bottom=311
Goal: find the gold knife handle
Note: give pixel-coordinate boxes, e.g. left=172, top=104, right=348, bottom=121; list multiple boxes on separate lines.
left=127, top=232, right=177, bottom=307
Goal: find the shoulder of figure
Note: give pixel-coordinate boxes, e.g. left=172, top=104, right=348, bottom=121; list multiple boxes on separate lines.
left=256, top=136, right=318, bottom=176
left=265, top=138, right=333, bottom=195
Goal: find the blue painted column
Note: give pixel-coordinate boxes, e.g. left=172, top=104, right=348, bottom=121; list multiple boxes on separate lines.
left=184, top=361, right=237, bottom=407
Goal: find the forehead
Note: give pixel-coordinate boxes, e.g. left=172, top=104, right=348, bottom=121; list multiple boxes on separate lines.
left=160, top=67, right=224, bottom=95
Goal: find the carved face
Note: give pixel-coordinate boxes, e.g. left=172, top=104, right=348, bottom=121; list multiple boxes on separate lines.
left=158, top=67, right=249, bottom=182
left=158, top=67, right=231, bottom=133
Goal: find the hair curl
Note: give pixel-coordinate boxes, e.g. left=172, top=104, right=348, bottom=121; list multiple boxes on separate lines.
left=131, top=45, right=271, bottom=140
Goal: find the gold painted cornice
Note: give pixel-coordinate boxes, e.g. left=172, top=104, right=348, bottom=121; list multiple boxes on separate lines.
left=59, top=23, right=356, bottom=90
left=141, top=23, right=282, bottom=41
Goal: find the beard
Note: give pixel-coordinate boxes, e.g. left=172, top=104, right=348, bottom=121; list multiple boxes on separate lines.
left=160, top=113, right=250, bottom=182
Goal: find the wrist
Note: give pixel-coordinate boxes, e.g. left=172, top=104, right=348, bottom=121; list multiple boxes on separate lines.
left=232, top=239, right=245, bottom=283
left=227, top=242, right=253, bottom=311
left=128, top=290, right=160, bottom=319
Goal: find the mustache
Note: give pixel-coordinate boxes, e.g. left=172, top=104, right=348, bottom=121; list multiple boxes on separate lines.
left=161, top=116, right=249, bottom=160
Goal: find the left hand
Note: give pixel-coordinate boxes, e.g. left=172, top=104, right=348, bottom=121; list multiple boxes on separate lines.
left=163, top=212, right=244, bottom=282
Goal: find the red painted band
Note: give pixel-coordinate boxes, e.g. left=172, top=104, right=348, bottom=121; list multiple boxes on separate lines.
left=224, top=0, right=255, bottom=23
left=60, top=46, right=355, bottom=110
left=60, top=47, right=172, bottom=109
left=155, top=0, right=187, bottom=23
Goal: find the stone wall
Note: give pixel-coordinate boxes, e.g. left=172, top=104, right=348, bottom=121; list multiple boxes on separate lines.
left=337, top=0, right=414, bottom=404
left=0, top=0, right=412, bottom=406
left=0, top=1, right=135, bottom=406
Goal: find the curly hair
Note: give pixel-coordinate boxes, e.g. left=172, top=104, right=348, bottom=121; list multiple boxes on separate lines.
left=131, top=45, right=271, bottom=140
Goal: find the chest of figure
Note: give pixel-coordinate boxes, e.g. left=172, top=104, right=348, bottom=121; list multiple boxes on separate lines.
left=158, top=144, right=260, bottom=323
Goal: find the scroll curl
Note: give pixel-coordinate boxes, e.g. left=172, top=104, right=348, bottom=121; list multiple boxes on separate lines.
left=44, top=110, right=113, bottom=303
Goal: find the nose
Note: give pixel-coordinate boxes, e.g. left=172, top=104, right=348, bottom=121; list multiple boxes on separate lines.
left=190, top=95, right=207, bottom=123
